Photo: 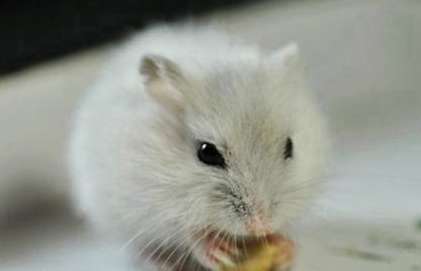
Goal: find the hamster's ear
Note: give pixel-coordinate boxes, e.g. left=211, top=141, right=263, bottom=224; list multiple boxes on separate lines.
left=140, top=54, right=187, bottom=112
left=271, top=42, right=300, bottom=67
left=268, top=42, right=305, bottom=82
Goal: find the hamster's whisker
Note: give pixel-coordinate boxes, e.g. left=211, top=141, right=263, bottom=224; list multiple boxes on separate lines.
left=157, top=227, right=197, bottom=270
left=240, top=225, right=249, bottom=259
left=142, top=223, right=189, bottom=265
left=225, top=229, right=239, bottom=259
left=120, top=228, right=147, bottom=251
left=280, top=177, right=327, bottom=195
left=164, top=227, right=204, bottom=271
left=168, top=226, right=211, bottom=271
left=219, top=230, right=228, bottom=253
left=212, top=227, right=225, bottom=250
left=157, top=200, right=203, bottom=269
left=233, top=225, right=239, bottom=257
left=158, top=238, right=189, bottom=269
left=136, top=235, right=161, bottom=262
left=120, top=212, right=184, bottom=251
left=120, top=215, right=172, bottom=251
left=155, top=197, right=206, bottom=269
left=137, top=221, right=186, bottom=259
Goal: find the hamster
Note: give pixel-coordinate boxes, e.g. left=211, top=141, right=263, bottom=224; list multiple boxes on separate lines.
left=69, top=24, right=329, bottom=271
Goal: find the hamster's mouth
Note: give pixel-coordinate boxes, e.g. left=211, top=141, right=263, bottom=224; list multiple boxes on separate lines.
left=191, top=229, right=289, bottom=270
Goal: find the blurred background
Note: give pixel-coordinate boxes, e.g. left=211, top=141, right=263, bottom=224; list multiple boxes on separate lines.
left=0, top=0, right=420, bottom=270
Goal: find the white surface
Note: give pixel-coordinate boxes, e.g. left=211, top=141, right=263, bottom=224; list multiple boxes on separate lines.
left=0, top=0, right=420, bottom=270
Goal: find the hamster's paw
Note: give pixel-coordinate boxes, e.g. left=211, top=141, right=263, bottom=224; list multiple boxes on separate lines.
left=190, top=230, right=295, bottom=271
left=192, top=231, right=240, bottom=270
left=219, top=234, right=295, bottom=271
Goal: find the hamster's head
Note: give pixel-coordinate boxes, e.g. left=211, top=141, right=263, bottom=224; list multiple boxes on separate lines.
left=127, top=44, right=328, bottom=269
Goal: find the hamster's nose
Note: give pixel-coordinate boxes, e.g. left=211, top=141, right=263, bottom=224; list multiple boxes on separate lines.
left=245, top=214, right=272, bottom=237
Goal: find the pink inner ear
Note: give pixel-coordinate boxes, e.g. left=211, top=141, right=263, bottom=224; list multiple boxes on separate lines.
left=140, top=55, right=186, bottom=113
left=140, top=55, right=162, bottom=82
left=144, top=79, right=185, bottom=114
left=140, top=54, right=185, bottom=86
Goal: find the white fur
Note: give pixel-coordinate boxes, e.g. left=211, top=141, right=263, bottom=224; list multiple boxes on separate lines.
left=69, top=24, right=329, bottom=270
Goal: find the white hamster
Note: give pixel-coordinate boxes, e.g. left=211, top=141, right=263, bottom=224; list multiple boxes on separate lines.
left=69, top=24, right=329, bottom=271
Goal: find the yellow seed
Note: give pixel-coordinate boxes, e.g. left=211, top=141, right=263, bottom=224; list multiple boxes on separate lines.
left=220, top=243, right=292, bottom=271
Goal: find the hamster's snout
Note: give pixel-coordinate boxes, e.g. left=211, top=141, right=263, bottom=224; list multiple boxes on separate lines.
left=214, top=183, right=273, bottom=235
left=245, top=214, right=272, bottom=237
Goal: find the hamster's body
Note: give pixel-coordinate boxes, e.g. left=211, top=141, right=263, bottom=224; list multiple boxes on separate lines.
left=70, top=24, right=329, bottom=271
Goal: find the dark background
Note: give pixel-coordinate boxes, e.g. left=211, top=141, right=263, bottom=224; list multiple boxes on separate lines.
left=0, top=0, right=256, bottom=75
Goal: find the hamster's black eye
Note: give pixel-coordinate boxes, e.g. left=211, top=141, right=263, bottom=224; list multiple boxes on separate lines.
left=284, top=137, right=293, bottom=159
left=197, top=142, right=226, bottom=168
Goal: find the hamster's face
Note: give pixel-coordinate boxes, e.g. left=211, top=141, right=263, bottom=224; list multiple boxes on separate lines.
left=131, top=45, right=328, bottom=269
left=183, top=72, right=327, bottom=236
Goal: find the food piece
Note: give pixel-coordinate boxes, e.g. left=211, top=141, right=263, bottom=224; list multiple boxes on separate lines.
left=220, top=235, right=294, bottom=271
